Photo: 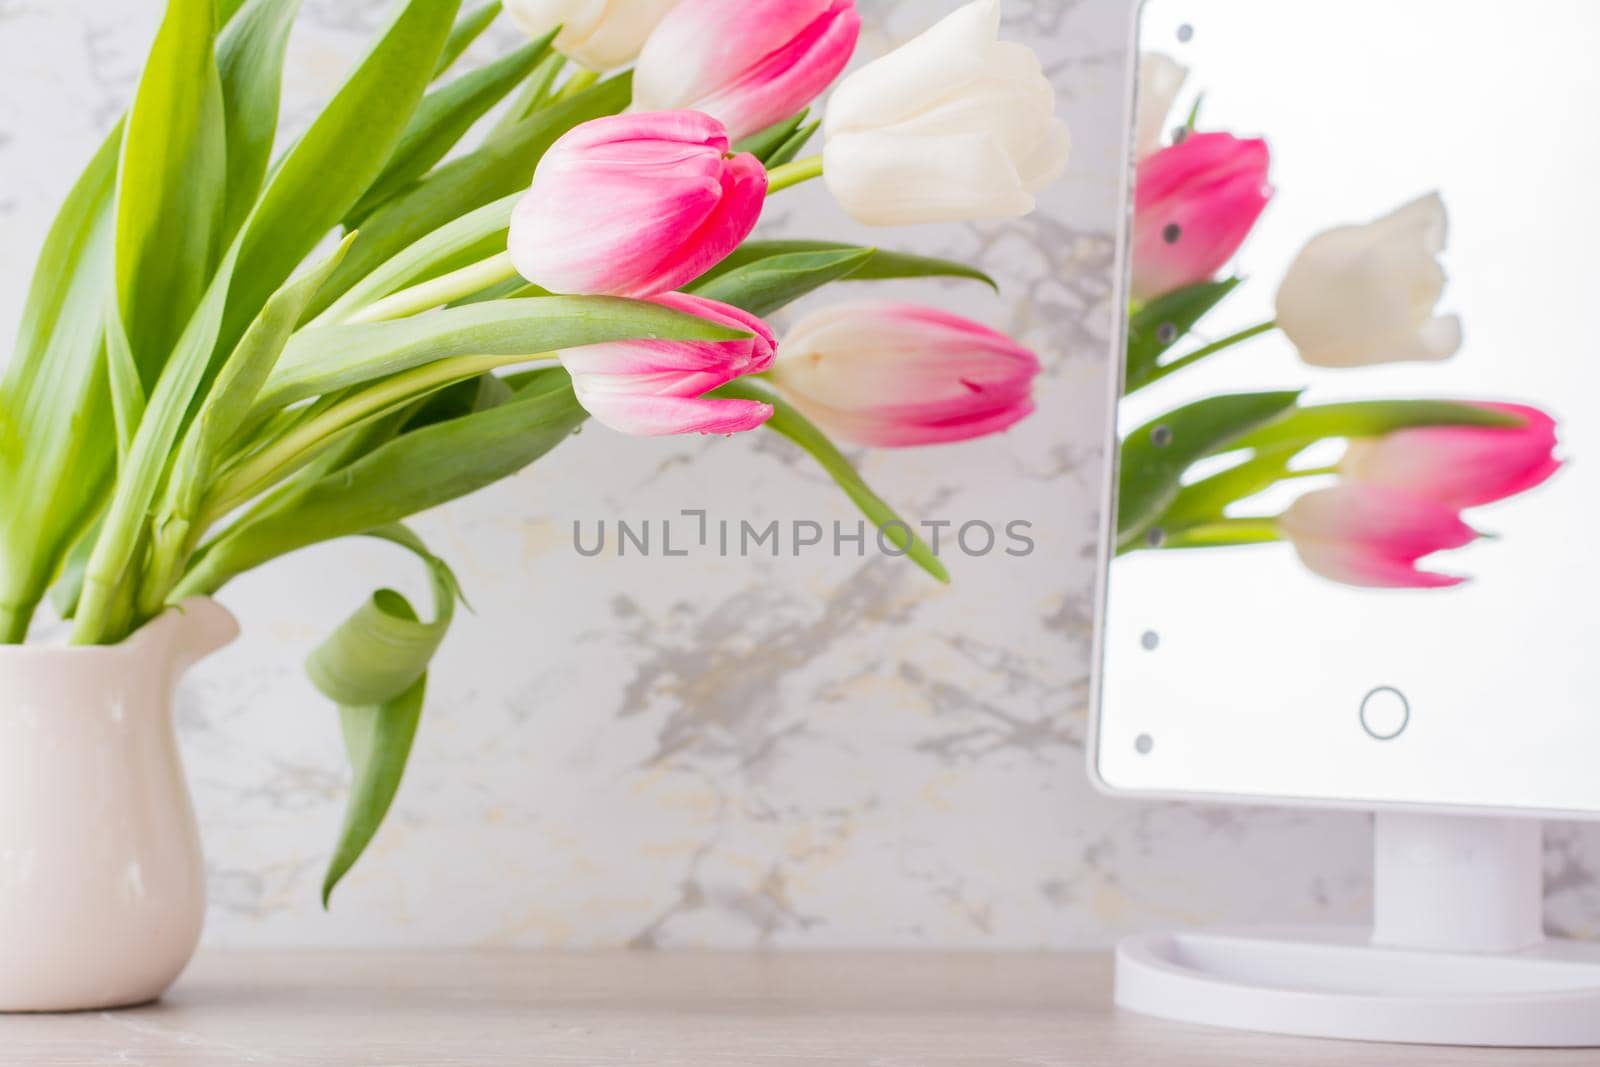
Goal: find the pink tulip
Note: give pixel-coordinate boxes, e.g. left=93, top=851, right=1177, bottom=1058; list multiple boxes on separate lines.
left=1132, top=132, right=1272, bottom=301
left=1341, top=403, right=1561, bottom=510
left=633, top=0, right=861, bottom=143
left=560, top=292, right=776, bottom=436
left=509, top=111, right=767, bottom=298
left=1278, top=485, right=1478, bottom=590
left=769, top=301, right=1040, bottom=447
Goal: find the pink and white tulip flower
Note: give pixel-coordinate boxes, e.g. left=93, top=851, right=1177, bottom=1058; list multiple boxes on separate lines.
left=509, top=111, right=767, bottom=298
left=769, top=301, right=1040, bottom=447
left=505, top=0, right=683, bottom=71
left=1131, top=132, right=1272, bottom=301
left=560, top=292, right=776, bottom=436
left=1278, top=484, right=1478, bottom=590
left=1341, top=403, right=1561, bottom=510
left=633, top=0, right=861, bottom=143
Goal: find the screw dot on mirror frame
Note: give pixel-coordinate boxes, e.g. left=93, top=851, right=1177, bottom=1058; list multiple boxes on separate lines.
left=1156, top=323, right=1178, bottom=344
left=1151, top=425, right=1173, bottom=447
left=1145, top=527, right=1166, bottom=548
left=1141, top=631, right=1160, bottom=651
left=1135, top=734, right=1155, bottom=755
left=1177, top=23, right=1194, bottom=42
left=1162, top=223, right=1182, bottom=244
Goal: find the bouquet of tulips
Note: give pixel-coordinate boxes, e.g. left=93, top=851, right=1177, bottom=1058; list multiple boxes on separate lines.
left=0, top=0, right=1067, bottom=899
left=1117, top=54, right=1561, bottom=588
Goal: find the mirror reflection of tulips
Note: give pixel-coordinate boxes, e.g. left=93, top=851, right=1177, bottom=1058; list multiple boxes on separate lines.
left=1118, top=55, right=1564, bottom=589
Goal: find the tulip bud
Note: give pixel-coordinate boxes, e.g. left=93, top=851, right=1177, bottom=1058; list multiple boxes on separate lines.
left=768, top=301, right=1040, bottom=447
left=504, top=0, right=683, bottom=71
left=633, top=0, right=861, bottom=143
left=509, top=111, right=767, bottom=298
left=1278, top=484, right=1477, bottom=589
left=1131, top=132, right=1271, bottom=301
left=820, top=0, right=1069, bottom=227
left=1275, top=193, right=1462, bottom=368
left=1135, top=52, right=1189, bottom=160
left=560, top=292, right=776, bottom=436
left=1341, top=403, right=1561, bottom=510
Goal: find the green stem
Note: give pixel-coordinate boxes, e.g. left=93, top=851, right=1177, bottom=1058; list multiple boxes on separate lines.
left=342, top=251, right=519, bottom=325
left=554, top=67, right=598, bottom=101
left=0, top=599, right=32, bottom=644
left=1143, top=319, right=1278, bottom=387
left=196, top=353, right=549, bottom=531
left=766, top=154, right=823, bottom=195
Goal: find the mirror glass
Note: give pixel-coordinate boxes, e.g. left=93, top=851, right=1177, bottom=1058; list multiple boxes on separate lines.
left=1095, top=0, right=1600, bottom=812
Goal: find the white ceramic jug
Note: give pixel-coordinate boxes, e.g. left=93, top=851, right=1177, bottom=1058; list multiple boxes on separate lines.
left=0, top=597, right=238, bottom=1012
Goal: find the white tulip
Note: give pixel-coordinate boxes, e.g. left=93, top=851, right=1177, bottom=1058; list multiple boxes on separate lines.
left=1135, top=52, right=1188, bottom=159
left=820, top=0, right=1070, bottom=227
left=1274, top=192, right=1463, bottom=368
left=504, top=0, right=683, bottom=71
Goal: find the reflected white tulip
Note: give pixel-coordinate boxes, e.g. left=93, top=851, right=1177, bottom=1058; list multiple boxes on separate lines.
left=1275, top=192, right=1463, bottom=368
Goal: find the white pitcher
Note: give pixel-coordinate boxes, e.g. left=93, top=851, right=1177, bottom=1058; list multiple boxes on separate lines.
left=0, top=597, right=237, bottom=1012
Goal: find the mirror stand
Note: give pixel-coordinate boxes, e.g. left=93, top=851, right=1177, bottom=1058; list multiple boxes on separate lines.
left=1115, top=812, right=1600, bottom=1047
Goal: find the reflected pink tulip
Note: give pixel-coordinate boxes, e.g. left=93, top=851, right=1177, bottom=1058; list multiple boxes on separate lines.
left=510, top=111, right=767, bottom=298
left=769, top=301, right=1040, bottom=447
left=1278, top=484, right=1478, bottom=590
left=1342, top=403, right=1561, bottom=510
left=560, top=292, right=776, bottom=436
left=1132, top=132, right=1271, bottom=301
left=633, top=0, right=861, bottom=143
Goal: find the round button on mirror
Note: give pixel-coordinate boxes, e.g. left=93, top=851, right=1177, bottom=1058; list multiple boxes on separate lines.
left=1360, top=687, right=1410, bottom=741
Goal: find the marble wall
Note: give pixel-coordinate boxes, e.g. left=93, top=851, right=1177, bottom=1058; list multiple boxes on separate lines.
left=1, top=0, right=1596, bottom=949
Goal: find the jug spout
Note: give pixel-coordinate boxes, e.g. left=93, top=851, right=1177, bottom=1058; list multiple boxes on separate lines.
left=166, top=596, right=240, bottom=674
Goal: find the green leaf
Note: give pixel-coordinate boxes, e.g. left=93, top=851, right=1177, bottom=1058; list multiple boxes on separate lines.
left=1123, top=278, right=1239, bottom=393
left=1116, top=391, right=1301, bottom=552
left=215, top=0, right=302, bottom=243
left=734, top=111, right=808, bottom=163
left=1232, top=399, right=1520, bottom=452
left=714, top=380, right=949, bottom=584
left=114, top=0, right=227, bottom=382
left=347, top=31, right=556, bottom=226
left=307, top=72, right=633, bottom=318
left=259, top=295, right=747, bottom=410
left=693, top=239, right=997, bottom=292
left=690, top=249, right=874, bottom=318
left=1159, top=443, right=1304, bottom=531
left=0, top=124, right=121, bottom=641
left=435, top=0, right=501, bottom=76
left=140, top=237, right=358, bottom=616
left=764, top=120, right=820, bottom=168
left=313, top=193, right=518, bottom=326
left=179, top=371, right=587, bottom=594
left=74, top=246, right=243, bottom=643
left=103, top=305, right=146, bottom=464
left=220, top=0, right=462, bottom=355
left=315, top=525, right=458, bottom=905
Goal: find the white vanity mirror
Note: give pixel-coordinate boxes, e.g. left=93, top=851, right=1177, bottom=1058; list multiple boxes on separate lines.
left=1091, top=0, right=1600, bottom=1046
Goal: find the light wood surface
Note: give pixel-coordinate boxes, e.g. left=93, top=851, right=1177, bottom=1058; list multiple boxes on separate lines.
left=0, top=950, right=1591, bottom=1065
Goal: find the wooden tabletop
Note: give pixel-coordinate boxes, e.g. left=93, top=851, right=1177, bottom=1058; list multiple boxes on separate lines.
left=0, top=950, right=1591, bottom=1065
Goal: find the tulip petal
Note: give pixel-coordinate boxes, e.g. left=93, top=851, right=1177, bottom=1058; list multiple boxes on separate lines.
left=635, top=0, right=860, bottom=141
left=1131, top=133, right=1272, bottom=300
left=771, top=300, right=1039, bottom=447
left=1279, top=485, right=1477, bottom=589
left=573, top=390, right=774, bottom=436
left=824, top=130, right=1036, bottom=226
left=1341, top=402, right=1562, bottom=510
left=510, top=112, right=765, bottom=297
left=1276, top=192, right=1462, bottom=368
